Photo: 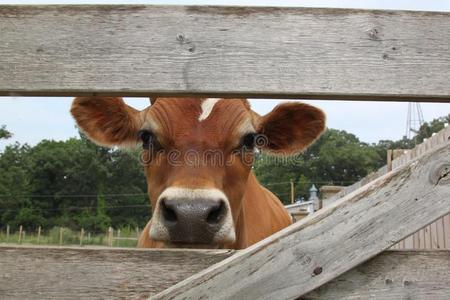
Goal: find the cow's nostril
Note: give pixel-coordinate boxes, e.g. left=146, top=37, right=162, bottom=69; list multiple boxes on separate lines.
left=206, top=200, right=226, bottom=225
left=161, top=199, right=178, bottom=223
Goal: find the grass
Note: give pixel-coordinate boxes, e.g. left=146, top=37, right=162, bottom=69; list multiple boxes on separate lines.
left=0, top=226, right=139, bottom=248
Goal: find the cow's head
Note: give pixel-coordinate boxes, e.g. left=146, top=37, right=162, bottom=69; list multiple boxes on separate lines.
left=71, top=97, right=325, bottom=247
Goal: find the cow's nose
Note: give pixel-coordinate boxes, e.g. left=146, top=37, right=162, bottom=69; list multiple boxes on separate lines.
left=159, top=197, right=227, bottom=244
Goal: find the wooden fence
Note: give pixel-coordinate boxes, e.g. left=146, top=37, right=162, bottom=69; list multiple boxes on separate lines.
left=1, top=5, right=450, bottom=299
left=0, top=245, right=233, bottom=299
left=326, top=125, right=450, bottom=250
left=2, top=5, right=450, bottom=102
left=391, top=127, right=450, bottom=250
left=1, top=245, right=449, bottom=299
left=0, top=225, right=139, bottom=247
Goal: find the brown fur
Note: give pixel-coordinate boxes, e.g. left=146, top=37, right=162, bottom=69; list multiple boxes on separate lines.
left=71, top=97, right=326, bottom=249
left=258, top=102, right=326, bottom=155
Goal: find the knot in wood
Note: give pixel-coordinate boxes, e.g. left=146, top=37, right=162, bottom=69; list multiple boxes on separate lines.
left=428, top=161, right=450, bottom=185
left=312, top=266, right=322, bottom=276
left=176, top=34, right=185, bottom=43
left=366, top=27, right=380, bottom=41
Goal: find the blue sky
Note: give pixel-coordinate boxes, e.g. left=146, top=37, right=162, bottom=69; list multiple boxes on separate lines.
left=1, top=0, right=450, bottom=149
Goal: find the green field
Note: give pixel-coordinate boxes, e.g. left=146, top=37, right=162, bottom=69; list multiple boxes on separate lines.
left=0, top=226, right=139, bottom=248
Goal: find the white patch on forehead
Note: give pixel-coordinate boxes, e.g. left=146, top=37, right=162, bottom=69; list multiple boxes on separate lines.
left=141, top=119, right=159, bottom=133
left=198, top=98, right=221, bottom=121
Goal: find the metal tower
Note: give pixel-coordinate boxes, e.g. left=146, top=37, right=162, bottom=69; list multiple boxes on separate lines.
left=405, top=102, right=424, bottom=140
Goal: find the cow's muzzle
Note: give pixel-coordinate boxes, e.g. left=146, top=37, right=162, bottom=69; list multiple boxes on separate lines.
left=150, top=187, right=236, bottom=246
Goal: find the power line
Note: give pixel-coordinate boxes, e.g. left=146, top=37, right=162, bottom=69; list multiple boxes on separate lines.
left=0, top=204, right=151, bottom=212
left=0, top=180, right=357, bottom=198
left=0, top=193, right=148, bottom=198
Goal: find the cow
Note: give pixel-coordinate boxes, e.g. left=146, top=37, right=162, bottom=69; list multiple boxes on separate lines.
left=70, top=97, right=325, bottom=249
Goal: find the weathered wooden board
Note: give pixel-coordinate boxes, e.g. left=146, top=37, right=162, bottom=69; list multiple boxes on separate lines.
left=325, top=126, right=450, bottom=250
left=0, top=245, right=233, bottom=299
left=1, top=5, right=450, bottom=101
left=303, top=251, right=450, bottom=300
left=153, top=141, right=450, bottom=299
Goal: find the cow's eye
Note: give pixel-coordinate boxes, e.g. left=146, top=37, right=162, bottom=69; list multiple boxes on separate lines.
left=138, top=130, right=161, bottom=150
left=241, top=133, right=256, bottom=150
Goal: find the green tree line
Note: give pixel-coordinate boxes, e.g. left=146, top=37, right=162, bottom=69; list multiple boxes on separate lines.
left=0, top=131, right=148, bottom=232
left=0, top=114, right=448, bottom=232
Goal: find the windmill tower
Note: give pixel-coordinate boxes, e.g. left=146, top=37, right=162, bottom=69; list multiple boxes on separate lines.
left=405, top=102, right=424, bottom=141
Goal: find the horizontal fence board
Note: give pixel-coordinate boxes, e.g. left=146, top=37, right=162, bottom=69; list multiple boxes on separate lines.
left=154, top=141, right=450, bottom=299
left=1, top=5, right=450, bottom=100
left=0, top=245, right=233, bottom=299
left=303, top=250, right=450, bottom=300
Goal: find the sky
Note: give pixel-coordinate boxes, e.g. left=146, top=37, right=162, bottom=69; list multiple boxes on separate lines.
left=1, top=0, right=450, bottom=150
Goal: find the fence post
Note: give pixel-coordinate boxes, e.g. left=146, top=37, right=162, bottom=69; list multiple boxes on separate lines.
left=79, top=228, right=84, bottom=246
left=117, top=229, right=121, bottom=247
left=88, top=232, right=91, bottom=242
left=387, top=149, right=393, bottom=172
left=107, top=227, right=113, bottom=247
left=59, top=227, right=63, bottom=246
left=290, top=179, right=295, bottom=204
left=136, top=226, right=140, bottom=239
left=22, top=231, right=26, bottom=243
left=18, top=225, right=23, bottom=244
left=37, top=226, right=41, bottom=244
left=6, top=225, right=10, bottom=242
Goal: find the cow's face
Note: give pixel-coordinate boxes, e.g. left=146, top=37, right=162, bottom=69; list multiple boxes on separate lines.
left=71, top=97, right=325, bottom=247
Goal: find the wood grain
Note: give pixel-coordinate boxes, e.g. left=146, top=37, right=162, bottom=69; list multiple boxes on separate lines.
left=1, top=5, right=450, bottom=101
left=0, top=245, right=233, bottom=299
left=153, top=141, right=450, bottom=299
left=303, top=251, right=450, bottom=300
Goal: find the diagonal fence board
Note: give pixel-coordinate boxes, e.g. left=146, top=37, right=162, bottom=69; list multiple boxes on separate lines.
left=302, top=251, right=450, bottom=300
left=324, top=126, right=450, bottom=250
left=153, top=141, right=450, bottom=300
left=0, top=245, right=233, bottom=299
left=1, top=5, right=450, bottom=101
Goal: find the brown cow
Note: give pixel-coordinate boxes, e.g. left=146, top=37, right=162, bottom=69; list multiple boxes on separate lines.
left=71, top=97, right=325, bottom=249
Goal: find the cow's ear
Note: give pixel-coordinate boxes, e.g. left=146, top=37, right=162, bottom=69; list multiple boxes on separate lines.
left=257, top=102, right=326, bottom=155
left=70, top=97, right=143, bottom=148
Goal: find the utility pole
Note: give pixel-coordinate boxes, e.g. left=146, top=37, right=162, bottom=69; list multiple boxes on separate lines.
left=290, top=179, right=295, bottom=204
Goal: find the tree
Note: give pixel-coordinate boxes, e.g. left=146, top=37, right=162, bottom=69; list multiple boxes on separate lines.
left=254, top=129, right=384, bottom=204
left=415, top=114, right=450, bottom=144
left=0, top=125, right=12, bottom=140
left=0, top=143, right=35, bottom=229
left=76, top=192, right=111, bottom=232
left=0, top=132, right=149, bottom=232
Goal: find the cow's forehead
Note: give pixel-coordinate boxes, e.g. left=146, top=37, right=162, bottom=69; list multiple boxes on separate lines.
left=145, top=98, right=254, bottom=147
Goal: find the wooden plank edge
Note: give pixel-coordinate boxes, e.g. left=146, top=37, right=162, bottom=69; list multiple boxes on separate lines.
left=0, top=243, right=235, bottom=255
left=2, top=91, right=450, bottom=102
